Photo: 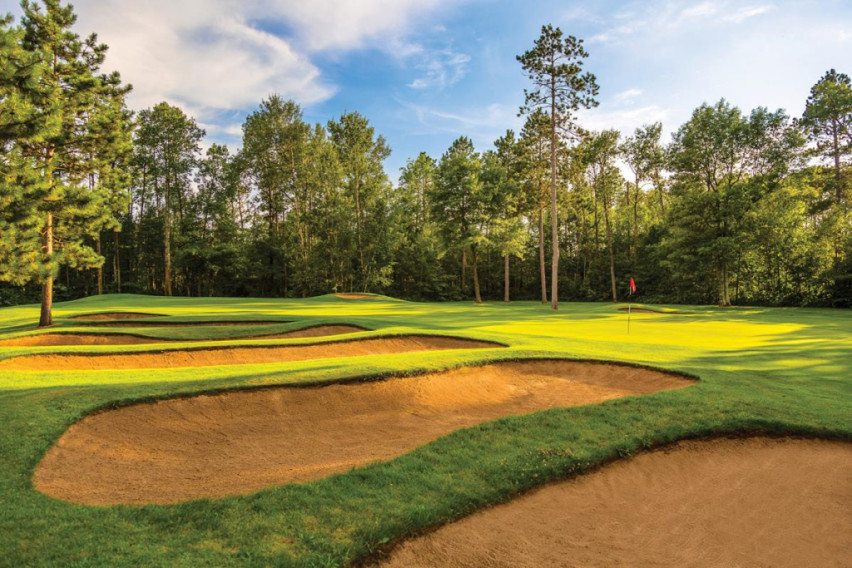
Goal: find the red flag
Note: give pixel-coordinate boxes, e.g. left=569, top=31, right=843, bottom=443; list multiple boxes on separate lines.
left=628, top=277, right=636, bottom=295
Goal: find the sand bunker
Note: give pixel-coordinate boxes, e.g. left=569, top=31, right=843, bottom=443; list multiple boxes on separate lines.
left=0, top=333, right=161, bottom=347
left=254, top=324, right=367, bottom=339
left=374, top=437, right=851, bottom=568
left=69, top=312, right=165, bottom=320
left=33, top=360, right=692, bottom=505
left=0, top=325, right=368, bottom=348
left=72, top=320, right=290, bottom=327
left=336, top=293, right=376, bottom=299
left=0, top=335, right=498, bottom=371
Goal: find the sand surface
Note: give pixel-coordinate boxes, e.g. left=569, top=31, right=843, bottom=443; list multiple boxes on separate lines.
left=0, top=325, right=367, bottom=347
left=0, top=333, right=162, bottom=347
left=336, top=293, right=377, bottom=299
left=72, top=320, right=290, bottom=327
left=0, top=335, right=496, bottom=371
left=374, top=437, right=852, bottom=568
left=254, top=324, right=367, bottom=339
left=33, top=360, right=692, bottom=504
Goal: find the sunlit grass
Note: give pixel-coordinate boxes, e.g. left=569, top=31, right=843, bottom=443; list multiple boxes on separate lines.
left=0, top=293, right=850, bottom=567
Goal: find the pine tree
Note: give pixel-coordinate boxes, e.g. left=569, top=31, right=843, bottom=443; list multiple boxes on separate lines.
left=0, top=0, right=132, bottom=326
left=518, top=24, right=598, bottom=310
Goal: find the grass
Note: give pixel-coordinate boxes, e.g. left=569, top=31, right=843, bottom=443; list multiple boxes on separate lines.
left=0, top=293, right=850, bottom=567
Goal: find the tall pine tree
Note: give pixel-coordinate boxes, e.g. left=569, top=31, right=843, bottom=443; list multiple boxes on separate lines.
left=0, top=0, right=132, bottom=325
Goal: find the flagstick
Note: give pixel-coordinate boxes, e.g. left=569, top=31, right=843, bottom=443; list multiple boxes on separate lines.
left=627, top=302, right=631, bottom=335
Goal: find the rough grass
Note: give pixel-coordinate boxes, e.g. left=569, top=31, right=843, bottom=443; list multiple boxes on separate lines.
left=0, top=293, right=850, bottom=567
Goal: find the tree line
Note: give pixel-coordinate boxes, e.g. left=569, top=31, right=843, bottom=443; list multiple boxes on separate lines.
left=1, top=2, right=850, bottom=325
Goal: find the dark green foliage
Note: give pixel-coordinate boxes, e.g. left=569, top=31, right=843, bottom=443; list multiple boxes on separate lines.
left=1, top=8, right=848, bottom=308
left=0, top=0, right=132, bottom=324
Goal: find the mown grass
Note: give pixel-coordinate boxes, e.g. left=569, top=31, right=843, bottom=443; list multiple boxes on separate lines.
left=0, top=293, right=850, bottom=567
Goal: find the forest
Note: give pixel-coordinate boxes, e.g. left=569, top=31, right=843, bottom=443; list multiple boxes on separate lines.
left=1, top=1, right=850, bottom=322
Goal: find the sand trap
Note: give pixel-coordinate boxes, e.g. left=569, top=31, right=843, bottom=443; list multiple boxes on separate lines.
left=69, top=312, right=165, bottom=320
left=373, top=437, right=852, bottom=568
left=72, top=320, right=290, bottom=327
left=0, top=335, right=499, bottom=371
left=336, top=293, right=376, bottom=299
left=33, top=360, right=692, bottom=505
left=0, top=326, right=368, bottom=348
left=254, top=324, right=367, bottom=339
left=0, top=333, right=162, bottom=347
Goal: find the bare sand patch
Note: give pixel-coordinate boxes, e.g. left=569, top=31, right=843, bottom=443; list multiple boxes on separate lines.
left=336, top=293, right=376, bottom=299
left=0, top=325, right=368, bottom=348
left=69, top=312, right=165, bottom=320
left=73, top=320, right=290, bottom=327
left=255, top=324, right=367, bottom=339
left=374, top=437, right=851, bottom=568
left=0, top=334, right=161, bottom=347
left=33, top=360, right=692, bottom=505
left=0, top=335, right=499, bottom=371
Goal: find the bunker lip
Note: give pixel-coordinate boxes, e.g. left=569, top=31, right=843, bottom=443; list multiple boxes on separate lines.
left=250, top=324, right=368, bottom=339
left=0, top=325, right=369, bottom=347
left=0, top=333, right=163, bottom=347
left=72, top=319, right=292, bottom=327
left=368, top=437, right=851, bottom=568
left=33, top=359, right=693, bottom=505
left=68, top=312, right=166, bottom=320
left=0, top=334, right=502, bottom=371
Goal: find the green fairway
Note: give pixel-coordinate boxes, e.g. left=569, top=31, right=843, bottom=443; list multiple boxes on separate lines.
left=1, top=294, right=850, bottom=567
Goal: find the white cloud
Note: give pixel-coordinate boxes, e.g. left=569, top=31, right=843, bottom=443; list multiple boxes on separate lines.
left=587, top=1, right=777, bottom=45
left=681, top=2, right=719, bottom=19
left=721, top=5, right=774, bottom=24
left=57, top=0, right=463, bottom=118
left=613, top=88, right=643, bottom=104
left=407, top=48, right=471, bottom=90
left=578, top=105, right=670, bottom=138
left=70, top=1, right=333, bottom=115
left=396, top=99, right=518, bottom=147
left=260, top=0, right=454, bottom=52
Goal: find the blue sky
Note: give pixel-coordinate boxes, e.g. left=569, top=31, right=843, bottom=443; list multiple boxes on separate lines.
left=3, top=0, right=851, bottom=179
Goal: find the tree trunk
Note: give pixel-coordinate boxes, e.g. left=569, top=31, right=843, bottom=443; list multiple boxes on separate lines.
left=39, top=211, right=53, bottom=327
left=833, top=118, right=842, bottom=204
left=719, top=262, right=731, bottom=306
left=503, top=254, right=510, bottom=302
left=461, top=247, right=467, bottom=289
left=603, top=197, right=618, bottom=303
left=472, top=246, right=482, bottom=304
left=113, top=229, right=121, bottom=293
left=633, top=178, right=639, bottom=261
left=625, top=180, right=631, bottom=259
left=539, top=205, right=547, bottom=304
left=96, top=233, right=103, bottom=295
left=550, top=77, right=559, bottom=311
left=164, top=177, right=172, bottom=296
